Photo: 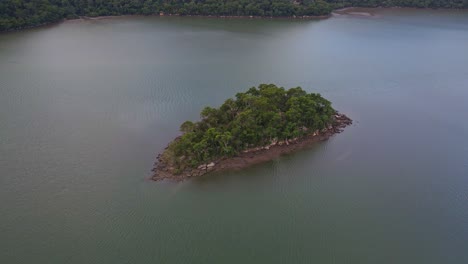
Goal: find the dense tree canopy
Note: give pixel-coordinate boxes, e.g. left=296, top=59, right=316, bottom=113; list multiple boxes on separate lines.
left=161, top=84, right=336, bottom=173
left=1, top=0, right=467, bottom=31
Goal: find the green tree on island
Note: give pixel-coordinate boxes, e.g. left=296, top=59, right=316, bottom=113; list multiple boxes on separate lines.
left=160, top=84, right=337, bottom=174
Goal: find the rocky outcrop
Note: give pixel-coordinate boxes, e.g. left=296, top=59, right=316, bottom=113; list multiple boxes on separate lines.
left=152, top=113, right=352, bottom=181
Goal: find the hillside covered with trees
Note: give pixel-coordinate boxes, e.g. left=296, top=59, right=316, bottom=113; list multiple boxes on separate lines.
left=158, top=84, right=338, bottom=175
left=1, top=0, right=468, bottom=32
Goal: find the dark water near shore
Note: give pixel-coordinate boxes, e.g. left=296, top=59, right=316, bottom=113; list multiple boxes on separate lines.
left=1, top=9, right=467, bottom=263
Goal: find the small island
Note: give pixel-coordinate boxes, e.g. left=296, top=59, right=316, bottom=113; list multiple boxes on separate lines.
left=153, top=84, right=351, bottom=181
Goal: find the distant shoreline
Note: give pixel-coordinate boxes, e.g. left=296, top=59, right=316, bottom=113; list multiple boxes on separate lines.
left=3, top=6, right=467, bottom=34
left=1, top=13, right=330, bottom=34
left=72, top=13, right=331, bottom=20
left=331, top=6, right=468, bottom=17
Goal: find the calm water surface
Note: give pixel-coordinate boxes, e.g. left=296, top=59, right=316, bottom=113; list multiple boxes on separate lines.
left=1, top=9, right=467, bottom=263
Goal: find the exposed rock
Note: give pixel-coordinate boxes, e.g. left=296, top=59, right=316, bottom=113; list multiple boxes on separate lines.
left=152, top=112, right=352, bottom=182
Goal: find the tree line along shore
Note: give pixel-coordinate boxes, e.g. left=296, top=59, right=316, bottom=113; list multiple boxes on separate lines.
left=2, top=0, right=468, bottom=32
left=153, top=84, right=352, bottom=181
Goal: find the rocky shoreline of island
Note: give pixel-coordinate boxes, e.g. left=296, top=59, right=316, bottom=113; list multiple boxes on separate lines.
left=152, top=113, right=352, bottom=181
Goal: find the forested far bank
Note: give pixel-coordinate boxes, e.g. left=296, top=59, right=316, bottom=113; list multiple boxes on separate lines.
left=1, top=0, right=468, bottom=32
left=1, top=0, right=332, bottom=32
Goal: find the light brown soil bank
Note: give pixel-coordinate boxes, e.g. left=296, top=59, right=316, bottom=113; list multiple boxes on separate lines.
left=152, top=113, right=352, bottom=182
left=332, top=7, right=378, bottom=17
left=66, top=13, right=330, bottom=23
left=174, top=14, right=331, bottom=19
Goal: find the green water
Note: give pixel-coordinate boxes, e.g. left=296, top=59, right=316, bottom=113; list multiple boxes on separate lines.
left=1, top=9, right=467, bottom=263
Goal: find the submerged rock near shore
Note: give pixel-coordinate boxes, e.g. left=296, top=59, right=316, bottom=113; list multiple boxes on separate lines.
left=152, top=84, right=352, bottom=181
